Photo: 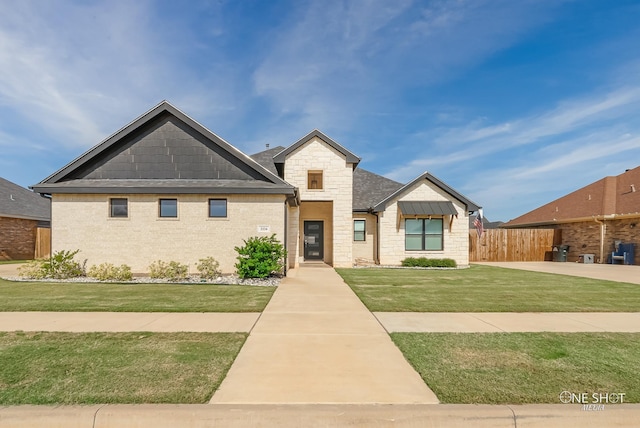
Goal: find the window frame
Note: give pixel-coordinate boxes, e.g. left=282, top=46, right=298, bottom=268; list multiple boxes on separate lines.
left=307, top=170, right=323, bottom=190
left=208, top=198, right=228, bottom=218
left=109, top=198, right=128, bottom=218
left=404, top=218, right=444, bottom=251
left=158, top=198, right=178, bottom=218
left=354, top=219, right=366, bottom=242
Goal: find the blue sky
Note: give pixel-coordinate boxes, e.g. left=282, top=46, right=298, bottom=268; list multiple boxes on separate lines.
left=1, top=0, right=640, bottom=221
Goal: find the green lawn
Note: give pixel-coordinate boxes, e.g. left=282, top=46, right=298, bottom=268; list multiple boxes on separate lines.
left=336, top=265, right=640, bottom=312
left=392, top=332, right=640, bottom=404
left=0, top=278, right=275, bottom=312
left=0, top=331, right=246, bottom=404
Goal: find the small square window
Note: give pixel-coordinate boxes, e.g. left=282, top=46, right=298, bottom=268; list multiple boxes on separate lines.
left=109, top=198, right=128, bottom=218
left=208, top=199, right=227, bottom=218
left=308, top=171, right=323, bottom=190
left=354, top=219, right=366, bottom=241
left=159, top=199, right=178, bottom=218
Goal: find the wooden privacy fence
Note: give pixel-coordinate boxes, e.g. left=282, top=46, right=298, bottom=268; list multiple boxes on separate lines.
left=469, top=229, right=555, bottom=262
left=35, top=227, right=51, bottom=259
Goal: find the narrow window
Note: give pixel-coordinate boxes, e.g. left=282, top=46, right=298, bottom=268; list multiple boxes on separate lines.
left=308, top=171, right=323, bottom=190
left=208, top=199, right=227, bottom=218
left=354, top=219, right=366, bottom=241
left=159, top=199, right=178, bottom=218
left=109, top=198, right=128, bottom=218
left=405, top=218, right=443, bottom=251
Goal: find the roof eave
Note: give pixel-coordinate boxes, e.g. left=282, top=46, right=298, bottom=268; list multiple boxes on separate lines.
left=31, top=185, right=296, bottom=196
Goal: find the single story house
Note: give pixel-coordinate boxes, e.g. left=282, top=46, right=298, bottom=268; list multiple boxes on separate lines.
left=0, top=177, right=51, bottom=260
left=502, top=166, right=640, bottom=264
left=32, top=101, right=481, bottom=273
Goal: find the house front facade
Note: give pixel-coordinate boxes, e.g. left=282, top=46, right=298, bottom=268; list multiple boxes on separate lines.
left=32, top=102, right=481, bottom=274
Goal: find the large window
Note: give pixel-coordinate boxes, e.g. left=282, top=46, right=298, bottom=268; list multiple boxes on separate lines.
left=405, top=218, right=443, bottom=251
left=308, top=171, right=323, bottom=190
left=354, top=219, right=366, bottom=241
left=208, top=199, right=227, bottom=218
left=159, top=199, right=178, bottom=218
left=109, top=198, right=128, bottom=218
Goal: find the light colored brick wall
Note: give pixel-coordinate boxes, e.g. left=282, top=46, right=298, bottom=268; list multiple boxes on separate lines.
left=51, top=193, right=286, bottom=274
left=378, top=181, right=470, bottom=266
left=287, top=205, right=300, bottom=269
left=352, top=213, right=377, bottom=263
left=283, top=137, right=354, bottom=267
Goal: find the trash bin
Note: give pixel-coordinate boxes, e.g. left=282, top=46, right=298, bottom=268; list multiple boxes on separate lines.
left=552, top=245, right=570, bottom=262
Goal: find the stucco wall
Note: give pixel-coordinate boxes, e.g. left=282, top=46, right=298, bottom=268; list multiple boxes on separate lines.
left=51, top=193, right=286, bottom=273
left=0, top=217, right=38, bottom=260
left=352, top=213, right=377, bottom=264
left=283, top=137, right=354, bottom=267
left=378, top=181, right=470, bottom=266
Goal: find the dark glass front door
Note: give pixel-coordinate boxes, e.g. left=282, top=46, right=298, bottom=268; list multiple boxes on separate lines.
left=303, top=221, right=324, bottom=260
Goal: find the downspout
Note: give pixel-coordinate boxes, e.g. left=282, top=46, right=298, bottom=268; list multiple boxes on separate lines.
left=375, top=212, right=380, bottom=265
left=593, top=217, right=606, bottom=264
left=284, top=201, right=288, bottom=275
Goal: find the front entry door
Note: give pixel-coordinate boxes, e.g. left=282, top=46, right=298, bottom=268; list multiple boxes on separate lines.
left=303, top=221, right=324, bottom=260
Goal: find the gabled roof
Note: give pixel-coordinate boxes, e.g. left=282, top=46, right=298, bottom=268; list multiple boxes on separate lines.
left=273, top=130, right=361, bottom=172
left=0, top=177, right=50, bottom=221
left=250, top=145, right=286, bottom=176
left=32, top=101, right=295, bottom=196
left=353, top=168, right=403, bottom=211
left=504, top=166, right=640, bottom=227
left=373, top=172, right=480, bottom=213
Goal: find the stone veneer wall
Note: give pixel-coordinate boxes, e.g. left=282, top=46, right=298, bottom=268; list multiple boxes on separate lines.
left=378, top=181, right=470, bottom=266
left=51, top=193, right=286, bottom=273
left=0, top=217, right=38, bottom=260
left=282, top=137, right=354, bottom=267
left=352, top=213, right=377, bottom=264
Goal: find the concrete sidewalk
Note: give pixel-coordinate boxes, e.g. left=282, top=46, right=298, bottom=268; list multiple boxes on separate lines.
left=210, top=264, right=439, bottom=404
left=376, top=312, right=640, bottom=332
left=0, top=312, right=259, bottom=333
left=3, top=403, right=640, bottom=428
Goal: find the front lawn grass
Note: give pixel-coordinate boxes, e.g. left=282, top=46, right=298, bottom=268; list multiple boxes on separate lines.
left=0, top=279, right=275, bottom=312
left=337, top=265, right=640, bottom=312
left=392, top=332, right=640, bottom=404
left=0, top=331, right=246, bottom=404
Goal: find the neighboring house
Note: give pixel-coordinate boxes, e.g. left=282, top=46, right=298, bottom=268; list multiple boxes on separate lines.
left=502, top=167, right=640, bottom=264
left=32, top=101, right=481, bottom=273
left=0, top=177, right=51, bottom=260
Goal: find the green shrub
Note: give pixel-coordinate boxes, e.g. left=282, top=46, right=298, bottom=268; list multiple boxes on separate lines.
left=235, top=234, right=286, bottom=279
left=87, top=263, right=133, bottom=281
left=196, top=257, right=221, bottom=280
left=401, top=257, right=457, bottom=268
left=18, top=260, right=47, bottom=279
left=148, top=260, right=189, bottom=281
left=18, top=250, right=85, bottom=279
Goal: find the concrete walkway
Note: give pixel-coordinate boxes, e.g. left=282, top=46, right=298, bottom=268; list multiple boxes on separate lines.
left=376, top=312, right=640, bottom=332
left=0, top=312, right=259, bottom=333
left=210, top=264, right=439, bottom=404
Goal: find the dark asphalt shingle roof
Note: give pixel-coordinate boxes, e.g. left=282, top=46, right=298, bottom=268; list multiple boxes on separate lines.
left=0, top=177, right=50, bottom=221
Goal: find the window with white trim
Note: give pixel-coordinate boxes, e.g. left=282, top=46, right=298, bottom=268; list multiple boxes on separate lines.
left=354, top=219, right=366, bottom=241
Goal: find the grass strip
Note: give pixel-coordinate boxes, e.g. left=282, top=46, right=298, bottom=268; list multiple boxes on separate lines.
left=337, top=265, right=640, bottom=312
left=0, top=279, right=275, bottom=312
left=392, top=332, right=640, bottom=404
left=0, top=331, right=246, bottom=404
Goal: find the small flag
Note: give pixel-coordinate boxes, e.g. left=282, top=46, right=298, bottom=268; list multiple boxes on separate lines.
left=474, top=208, right=484, bottom=238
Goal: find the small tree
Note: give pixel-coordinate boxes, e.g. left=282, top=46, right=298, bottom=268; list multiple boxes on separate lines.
left=235, top=235, right=286, bottom=279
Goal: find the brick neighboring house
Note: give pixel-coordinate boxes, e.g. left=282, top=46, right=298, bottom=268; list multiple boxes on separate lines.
left=32, top=101, right=481, bottom=273
left=0, top=178, right=51, bottom=260
left=502, top=166, right=640, bottom=264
